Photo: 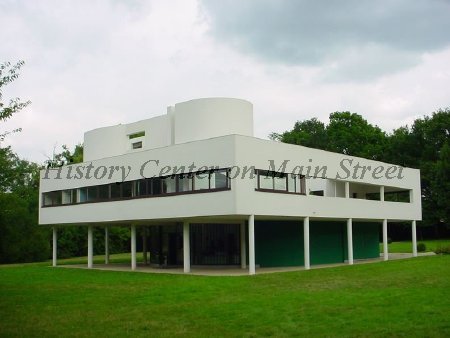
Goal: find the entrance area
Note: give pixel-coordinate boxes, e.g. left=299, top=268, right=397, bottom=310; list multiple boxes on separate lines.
left=191, top=223, right=240, bottom=265
left=148, top=223, right=241, bottom=267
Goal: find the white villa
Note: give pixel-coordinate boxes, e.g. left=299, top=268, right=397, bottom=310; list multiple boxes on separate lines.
left=39, top=98, right=422, bottom=274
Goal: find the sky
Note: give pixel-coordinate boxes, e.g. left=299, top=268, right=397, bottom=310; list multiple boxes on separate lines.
left=1, top=0, right=450, bottom=163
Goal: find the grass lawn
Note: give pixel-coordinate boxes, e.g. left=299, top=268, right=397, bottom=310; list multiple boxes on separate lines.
left=380, top=239, right=450, bottom=253
left=1, top=256, right=450, bottom=337
left=51, top=252, right=144, bottom=265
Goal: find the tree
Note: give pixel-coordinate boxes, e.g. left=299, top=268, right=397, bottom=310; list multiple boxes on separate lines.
left=271, top=118, right=328, bottom=149
left=327, top=112, right=387, bottom=160
left=0, top=147, right=50, bottom=263
left=0, top=61, right=31, bottom=141
left=272, top=112, right=387, bottom=160
left=433, top=141, right=450, bottom=224
left=45, top=144, right=84, bottom=168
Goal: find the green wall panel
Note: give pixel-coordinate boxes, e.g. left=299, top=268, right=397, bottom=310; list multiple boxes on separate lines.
left=352, top=222, right=380, bottom=259
left=254, top=220, right=380, bottom=268
left=310, top=221, right=345, bottom=265
left=255, top=221, right=304, bottom=267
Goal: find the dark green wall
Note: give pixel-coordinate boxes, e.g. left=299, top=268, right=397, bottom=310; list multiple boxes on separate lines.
left=255, top=221, right=304, bottom=267
left=254, top=220, right=380, bottom=267
left=310, top=221, right=345, bottom=265
left=352, top=222, right=380, bottom=259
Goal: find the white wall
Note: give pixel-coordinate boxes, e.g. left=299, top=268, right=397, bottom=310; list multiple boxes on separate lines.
left=84, top=124, right=127, bottom=161
left=83, top=98, right=253, bottom=162
left=40, top=134, right=422, bottom=225
left=233, top=136, right=422, bottom=221
left=173, top=98, right=253, bottom=145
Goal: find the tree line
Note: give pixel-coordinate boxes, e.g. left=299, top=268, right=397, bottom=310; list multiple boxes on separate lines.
left=0, top=61, right=449, bottom=263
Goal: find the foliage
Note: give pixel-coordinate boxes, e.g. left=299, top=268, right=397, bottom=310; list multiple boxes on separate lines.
left=56, top=226, right=130, bottom=259
left=0, top=147, right=50, bottom=263
left=417, top=243, right=426, bottom=252
left=45, top=144, right=84, bottom=168
left=0, top=61, right=31, bottom=141
left=0, top=256, right=449, bottom=337
left=270, top=117, right=328, bottom=149
left=327, top=112, right=387, bottom=160
left=435, top=246, right=450, bottom=254
left=275, top=112, right=387, bottom=159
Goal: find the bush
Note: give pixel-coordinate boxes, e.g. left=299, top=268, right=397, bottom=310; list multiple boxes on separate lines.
left=417, top=243, right=426, bottom=252
left=434, top=245, right=450, bottom=254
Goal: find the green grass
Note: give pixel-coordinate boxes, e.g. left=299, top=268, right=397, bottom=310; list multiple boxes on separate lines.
left=1, top=256, right=450, bottom=337
left=380, top=239, right=450, bottom=253
left=55, top=252, right=143, bottom=265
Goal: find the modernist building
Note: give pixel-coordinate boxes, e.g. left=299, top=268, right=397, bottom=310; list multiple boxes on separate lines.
left=39, top=98, right=422, bottom=274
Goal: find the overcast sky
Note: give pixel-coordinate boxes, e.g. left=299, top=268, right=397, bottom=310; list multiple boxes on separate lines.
left=1, top=0, right=450, bottom=163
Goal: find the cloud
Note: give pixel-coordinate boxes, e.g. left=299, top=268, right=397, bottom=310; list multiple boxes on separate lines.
left=0, top=0, right=449, bottom=163
left=201, top=0, right=450, bottom=80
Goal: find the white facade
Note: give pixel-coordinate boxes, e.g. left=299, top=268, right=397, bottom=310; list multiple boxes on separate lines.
left=83, top=98, right=253, bottom=162
left=40, top=97, right=421, bottom=273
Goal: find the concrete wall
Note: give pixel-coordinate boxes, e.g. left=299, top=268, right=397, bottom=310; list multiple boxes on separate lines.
left=83, top=97, right=253, bottom=161
left=40, top=134, right=422, bottom=225
left=234, top=135, right=422, bottom=221
left=173, top=98, right=253, bottom=145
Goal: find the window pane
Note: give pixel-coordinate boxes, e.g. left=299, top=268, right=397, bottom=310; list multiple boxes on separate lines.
left=259, top=171, right=273, bottom=189
left=162, top=177, right=176, bottom=194
left=274, top=173, right=287, bottom=191
left=136, top=179, right=147, bottom=196
left=72, top=189, right=78, bottom=204
left=122, top=181, right=133, bottom=198
left=98, top=184, right=110, bottom=200
left=297, top=176, right=306, bottom=194
left=287, top=175, right=296, bottom=193
left=151, top=178, right=162, bottom=195
left=111, top=184, right=121, bottom=199
left=79, top=188, right=87, bottom=202
left=211, top=170, right=228, bottom=189
left=87, top=186, right=97, bottom=202
left=194, top=172, right=209, bottom=190
left=62, top=190, right=72, bottom=204
left=132, top=141, right=142, bottom=149
left=53, top=191, right=62, bottom=205
left=43, top=192, right=53, bottom=206
left=178, top=174, right=193, bottom=192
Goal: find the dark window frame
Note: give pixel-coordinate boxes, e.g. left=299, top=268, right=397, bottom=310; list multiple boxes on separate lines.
left=42, top=168, right=232, bottom=207
left=255, top=169, right=306, bottom=195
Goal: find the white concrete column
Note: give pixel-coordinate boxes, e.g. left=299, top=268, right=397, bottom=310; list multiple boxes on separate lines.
left=52, top=226, right=57, bottom=267
left=131, top=225, right=136, bottom=270
left=303, top=217, right=310, bottom=270
left=87, top=225, right=93, bottom=268
left=383, top=219, right=388, bottom=261
left=248, top=215, right=255, bottom=275
left=183, top=221, right=190, bottom=273
left=104, top=226, right=109, bottom=265
left=380, top=186, right=385, bottom=202
left=345, top=182, right=350, bottom=198
left=240, top=221, right=247, bottom=269
left=142, top=227, right=148, bottom=265
left=412, top=220, right=418, bottom=257
left=347, top=218, right=354, bottom=265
